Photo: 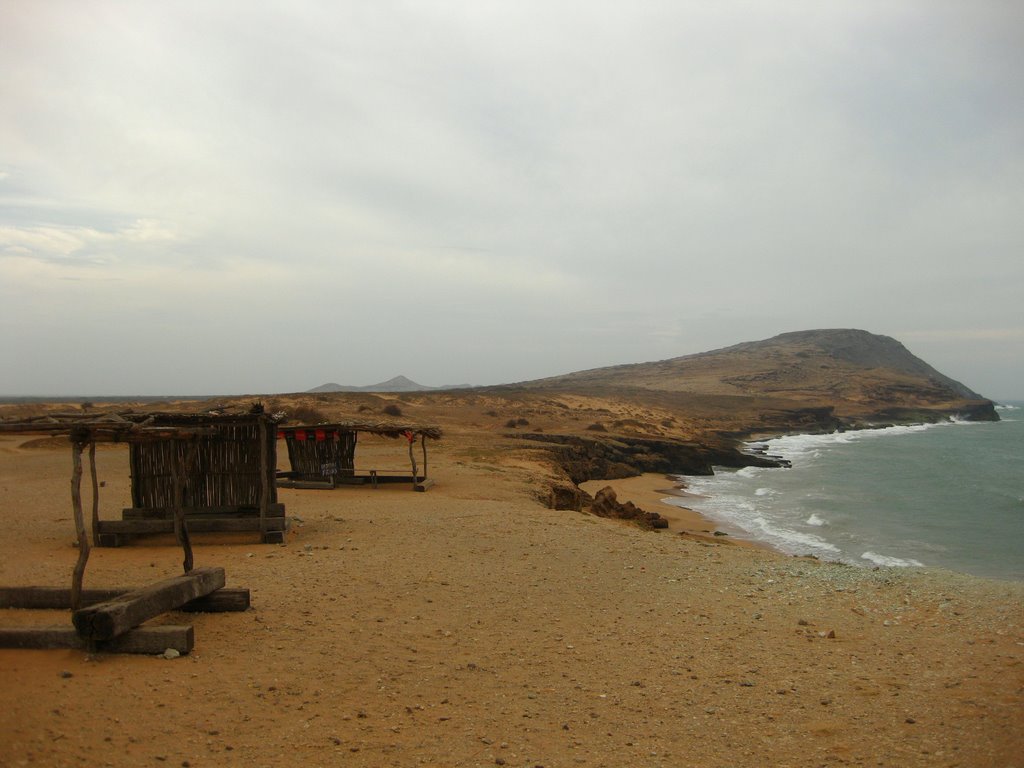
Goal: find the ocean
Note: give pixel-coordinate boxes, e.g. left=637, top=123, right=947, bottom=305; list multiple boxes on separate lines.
left=671, top=403, right=1024, bottom=582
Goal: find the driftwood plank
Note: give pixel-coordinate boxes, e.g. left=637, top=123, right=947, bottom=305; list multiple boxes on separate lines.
left=0, top=586, right=249, bottom=612
left=178, top=589, right=250, bottom=613
left=97, top=517, right=286, bottom=534
left=122, top=504, right=286, bottom=519
left=72, top=567, right=225, bottom=641
left=275, top=480, right=336, bottom=490
left=0, top=625, right=194, bottom=654
left=0, top=587, right=124, bottom=609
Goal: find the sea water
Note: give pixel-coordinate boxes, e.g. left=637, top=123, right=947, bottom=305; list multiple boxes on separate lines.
left=671, top=403, right=1024, bottom=582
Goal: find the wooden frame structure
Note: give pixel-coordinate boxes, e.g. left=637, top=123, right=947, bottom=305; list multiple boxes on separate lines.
left=0, top=406, right=281, bottom=591
left=0, top=409, right=265, bottom=653
left=114, top=411, right=285, bottom=547
left=0, top=567, right=250, bottom=654
left=0, top=409, right=286, bottom=548
left=276, top=421, right=441, bottom=491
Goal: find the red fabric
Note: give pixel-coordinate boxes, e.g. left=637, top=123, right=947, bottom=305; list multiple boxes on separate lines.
left=315, top=429, right=326, bottom=441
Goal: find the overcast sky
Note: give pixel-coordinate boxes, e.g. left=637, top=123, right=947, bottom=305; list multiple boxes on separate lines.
left=2, top=1, right=1022, bottom=400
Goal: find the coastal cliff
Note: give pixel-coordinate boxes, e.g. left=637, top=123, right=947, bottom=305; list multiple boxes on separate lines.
left=514, top=432, right=787, bottom=485
left=499, top=328, right=998, bottom=494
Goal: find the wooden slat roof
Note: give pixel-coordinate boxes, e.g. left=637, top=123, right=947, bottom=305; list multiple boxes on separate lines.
left=278, top=422, right=442, bottom=440
left=0, top=409, right=277, bottom=442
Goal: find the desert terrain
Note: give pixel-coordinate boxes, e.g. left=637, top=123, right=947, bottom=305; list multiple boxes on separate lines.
left=1, top=331, right=1022, bottom=767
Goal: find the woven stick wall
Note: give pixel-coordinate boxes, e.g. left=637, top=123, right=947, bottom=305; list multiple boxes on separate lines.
left=282, top=428, right=358, bottom=481
left=129, top=415, right=277, bottom=509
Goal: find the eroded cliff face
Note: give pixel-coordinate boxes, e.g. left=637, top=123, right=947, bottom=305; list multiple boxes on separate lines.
left=516, top=432, right=785, bottom=486
left=729, top=400, right=1000, bottom=437
left=524, top=398, right=998, bottom=513
left=588, top=485, right=668, bottom=529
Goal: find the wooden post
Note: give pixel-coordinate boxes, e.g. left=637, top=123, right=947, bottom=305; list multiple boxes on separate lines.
left=89, top=441, right=100, bottom=545
left=70, top=440, right=90, bottom=611
left=258, top=418, right=269, bottom=539
left=421, top=434, right=428, bottom=480
left=407, top=434, right=418, bottom=490
left=172, top=441, right=196, bottom=574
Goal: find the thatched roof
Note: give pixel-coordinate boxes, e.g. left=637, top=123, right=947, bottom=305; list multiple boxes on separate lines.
left=278, top=422, right=442, bottom=440
left=0, top=407, right=278, bottom=443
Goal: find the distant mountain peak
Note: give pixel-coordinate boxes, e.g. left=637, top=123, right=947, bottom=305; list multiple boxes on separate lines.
left=375, top=375, right=421, bottom=390
left=307, top=375, right=465, bottom=393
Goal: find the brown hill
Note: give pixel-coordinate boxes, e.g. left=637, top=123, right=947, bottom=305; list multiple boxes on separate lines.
left=510, top=328, right=992, bottom=422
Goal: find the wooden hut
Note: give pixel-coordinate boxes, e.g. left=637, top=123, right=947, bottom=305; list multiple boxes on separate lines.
left=276, top=421, right=441, bottom=491
left=115, top=411, right=285, bottom=546
left=0, top=408, right=269, bottom=653
left=0, top=408, right=286, bottom=548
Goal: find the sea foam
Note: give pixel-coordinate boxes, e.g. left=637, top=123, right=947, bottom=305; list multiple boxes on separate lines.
left=684, top=416, right=1023, bottom=579
left=861, top=551, right=925, bottom=568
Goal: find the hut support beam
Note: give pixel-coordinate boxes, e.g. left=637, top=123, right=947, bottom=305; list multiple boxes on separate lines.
left=89, top=442, right=100, bottom=546
left=259, top=419, right=269, bottom=540
left=69, top=441, right=91, bottom=611
left=407, top=433, right=418, bottom=490
left=171, top=440, right=199, bottom=574
left=0, top=585, right=250, bottom=612
left=0, top=625, right=194, bottom=654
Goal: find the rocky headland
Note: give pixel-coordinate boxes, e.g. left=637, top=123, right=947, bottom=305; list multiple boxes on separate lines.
left=486, top=328, right=999, bottom=501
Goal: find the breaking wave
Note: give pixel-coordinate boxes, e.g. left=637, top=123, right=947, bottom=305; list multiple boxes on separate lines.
left=861, top=551, right=925, bottom=568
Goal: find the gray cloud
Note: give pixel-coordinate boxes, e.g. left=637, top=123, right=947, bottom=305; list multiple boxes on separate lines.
left=1, top=1, right=1022, bottom=398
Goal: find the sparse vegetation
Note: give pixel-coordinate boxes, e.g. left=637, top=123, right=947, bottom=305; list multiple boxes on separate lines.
left=382, top=404, right=404, bottom=417
left=284, top=405, right=329, bottom=424
left=585, top=422, right=607, bottom=432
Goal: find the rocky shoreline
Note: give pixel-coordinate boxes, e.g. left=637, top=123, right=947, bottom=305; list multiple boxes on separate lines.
left=524, top=401, right=998, bottom=517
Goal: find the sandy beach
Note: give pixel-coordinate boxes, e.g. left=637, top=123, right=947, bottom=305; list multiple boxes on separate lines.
left=2, top=432, right=1023, bottom=767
